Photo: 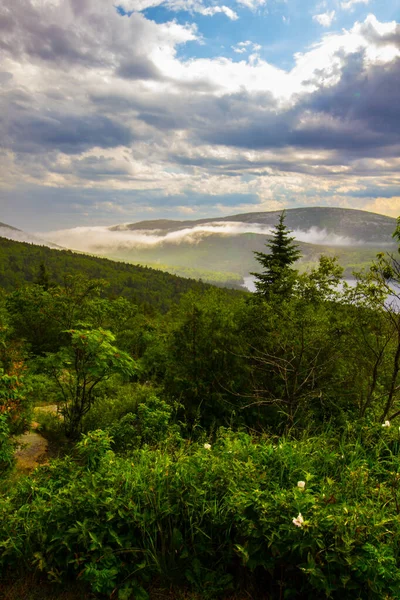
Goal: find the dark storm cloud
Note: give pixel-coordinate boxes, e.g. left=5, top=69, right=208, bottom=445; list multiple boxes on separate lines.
left=305, top=54, right=400, bottom=140
left=117, top=57, right=162, bottom=80
left=0, top=1, right=97, bottom=67
left=193, top=51, right=400, bottom=159
left=5, top=113, right=134, bottom=154
left=51, top=155, right=133, bottom=180
left=358, top=20, right=400, bottom=48
left=0, top=0, right=162, bottom=77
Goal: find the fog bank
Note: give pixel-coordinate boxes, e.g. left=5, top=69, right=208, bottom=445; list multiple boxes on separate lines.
left=39, top=221, right=363, bottom=254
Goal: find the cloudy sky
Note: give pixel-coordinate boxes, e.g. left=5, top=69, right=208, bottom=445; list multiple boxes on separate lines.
left=0, top=0, right=399, bottom=230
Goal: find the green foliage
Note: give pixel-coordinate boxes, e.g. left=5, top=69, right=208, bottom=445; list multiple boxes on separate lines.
left=0, top=368, right=32, bottom=436
left=81, top=381, right=143, bottom=432
left=238, top=280, right=353, bottom=428
left=5, top=211, right=400, bottom=598
left=44, top=328, right=136, bottom=438
left=109, top=395, right=182, bottom=451
left=35, top=409, right=65, bottom=444
left=24, top=373, right=60, bottom=406
left=0, top=414, right=14, bottom=476
left=0, top=236, right=224, bottom=313
left=2, top=428, right=400, bottom=598
left=161, top=289, right=247, bottom=428
left=6, top=276, right=112, bottom=355
left=135, top=262, right=243, bottom=287
left=252, top=211, right=301, bottom=298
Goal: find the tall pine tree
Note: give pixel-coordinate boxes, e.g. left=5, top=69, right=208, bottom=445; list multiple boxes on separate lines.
left=252, top=211, right=301, bottom=298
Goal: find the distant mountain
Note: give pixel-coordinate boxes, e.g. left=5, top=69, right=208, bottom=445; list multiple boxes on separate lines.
left=41, top=207, right=397, bottom=284
left=113, top=207, right=396, bottom=246
left=0, top=222, right=61, bottom=249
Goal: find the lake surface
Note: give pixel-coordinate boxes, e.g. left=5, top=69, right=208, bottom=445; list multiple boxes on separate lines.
left=242, top=276, right=400, bottom=309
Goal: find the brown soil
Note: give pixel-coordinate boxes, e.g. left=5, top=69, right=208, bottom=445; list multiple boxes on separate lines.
left=14, top=430, right=48, bottom=472
left=14, top=405, right=60, bottom=473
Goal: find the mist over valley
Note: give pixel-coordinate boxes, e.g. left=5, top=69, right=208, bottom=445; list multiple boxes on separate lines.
left=35, top=207, right=397, bottom=286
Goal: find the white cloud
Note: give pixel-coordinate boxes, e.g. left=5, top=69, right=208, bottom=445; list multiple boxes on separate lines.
left=235, top=0, right=266, bottom=10
left=313, top=10, right=335, bottom=27
left=232, top=40, right=261, bottom=53
left=341, top=0, right=369, bottom=11
left=117, top=0, right=238, bottom=18
left=1, top=1, right=400, bottom=225
left=117, top=0, right=162, bottom=10
left=197, top=5, right=238, bottom=19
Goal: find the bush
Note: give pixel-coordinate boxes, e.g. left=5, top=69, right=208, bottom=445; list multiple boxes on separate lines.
left=0, top=415, right=14, bottom=476
left=25, top=373, right=60, bottom=406
left=0, top=368, right=32, bottom=436
left=35, top=410, right=65, bottom=444
left=81, top=382, right=154, bottom=433
left=2, top=426, right=400, bottom=598
left=109, top=395, right=182, bottom=452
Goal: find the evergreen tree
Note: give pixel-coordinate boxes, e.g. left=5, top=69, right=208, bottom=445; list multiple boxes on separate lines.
left=36, top=262, right=50, bottom=290
left=252, top=210, right=301, bottom=298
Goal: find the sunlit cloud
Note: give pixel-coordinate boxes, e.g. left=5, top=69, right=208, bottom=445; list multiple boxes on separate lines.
left=341, top=0, right=369, bottom=11
left=313, top=11, right=335, bottom=27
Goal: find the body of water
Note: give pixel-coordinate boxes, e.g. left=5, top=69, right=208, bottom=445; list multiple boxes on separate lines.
left=242, top=276, right=400, bottom=309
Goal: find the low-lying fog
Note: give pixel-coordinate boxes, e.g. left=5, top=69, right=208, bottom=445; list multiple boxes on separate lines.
left=39, top=222, right=363, bottom=253
left=0, top=226, right=59, bottom=248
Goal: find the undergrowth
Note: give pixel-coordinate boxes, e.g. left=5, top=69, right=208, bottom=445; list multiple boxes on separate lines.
left=1, top=424, right=400, bottom=598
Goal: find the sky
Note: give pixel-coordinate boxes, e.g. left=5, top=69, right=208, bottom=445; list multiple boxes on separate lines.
left=0, top=0, right=399, bottom=230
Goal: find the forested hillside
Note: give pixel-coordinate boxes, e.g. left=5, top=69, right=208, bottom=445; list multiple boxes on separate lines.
left=0, top=237, right=238, bottom=312
left=2, top=217, right=400, bottom=599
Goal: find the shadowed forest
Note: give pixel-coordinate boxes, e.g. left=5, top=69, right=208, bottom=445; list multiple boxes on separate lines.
left=2, top=215, right=400, bottom=599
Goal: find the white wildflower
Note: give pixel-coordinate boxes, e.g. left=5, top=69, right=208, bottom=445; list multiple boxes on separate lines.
left=292, top=513, right=304, bottom=528
left=297, top=481, right=306, bottom=490
left=382, top=420, right=391, bottom=428
left=203, top=443, right=211, bottom=450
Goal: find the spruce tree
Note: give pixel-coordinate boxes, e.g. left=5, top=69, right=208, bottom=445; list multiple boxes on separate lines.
left=252, top=210, right=301, bottom=298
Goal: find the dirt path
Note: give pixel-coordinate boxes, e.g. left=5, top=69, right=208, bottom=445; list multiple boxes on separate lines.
left=14, top=431, right=49, bottom=472
left=14, top=404, right=59, bottom=472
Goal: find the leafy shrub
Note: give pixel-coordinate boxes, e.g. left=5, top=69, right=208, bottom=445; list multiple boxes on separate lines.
left=24, top=373, right=60, bottom=406
left=109, top=395, right=182, bottom=451
left=0, top=414, right=14, bottom=476
left=2, top=426, right=400, bottom=598
left=35, top=410, right=65, bottom=443
left=81, top=382, right=154, bottom=433
left=0, top=367, right=32, bottom=435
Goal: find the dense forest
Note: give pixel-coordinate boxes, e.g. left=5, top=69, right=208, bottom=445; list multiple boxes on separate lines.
left=2, top=215, right=400, bottom=599
left=0, top=237, right=244, bottom=313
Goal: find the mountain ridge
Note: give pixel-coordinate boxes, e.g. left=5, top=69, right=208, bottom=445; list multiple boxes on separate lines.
left=1, top=207, right=398, bottom=286
left=110, top=207, right=397, bottom=245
